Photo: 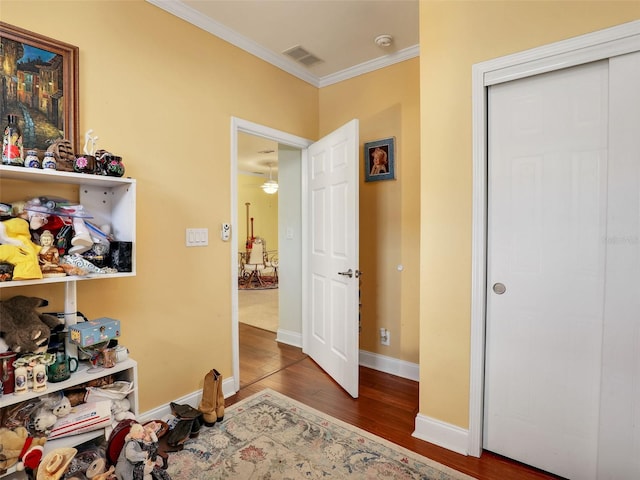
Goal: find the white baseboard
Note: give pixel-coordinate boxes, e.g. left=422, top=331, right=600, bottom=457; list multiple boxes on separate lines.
left=413, top=413, right=469, bottom=456
left=358, top=349, right=419, bottom=382
left=138, top=376, right=235, bottom=424
left=276, top=328, right=302, bottom=347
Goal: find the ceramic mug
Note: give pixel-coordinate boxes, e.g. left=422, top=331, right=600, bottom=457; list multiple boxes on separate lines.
left=47, top=355, right=79, bottom=383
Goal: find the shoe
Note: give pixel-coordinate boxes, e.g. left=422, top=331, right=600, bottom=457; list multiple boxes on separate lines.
left=167, top=419, right=194, bottom=448
left=190, top=416, right=201, bottom=438
left=170, top=402, right=201, bottom=420
left=198, top=369, right=221, bottom=426
left=215, top=369, right=225, bottom=422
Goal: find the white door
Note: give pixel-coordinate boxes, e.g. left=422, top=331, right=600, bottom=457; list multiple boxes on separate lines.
left=305, top=119, right=360, bottom=398
left=485, top=53, right=640, bottom=479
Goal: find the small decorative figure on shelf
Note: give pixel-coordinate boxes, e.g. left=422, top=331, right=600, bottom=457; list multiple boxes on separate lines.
left=38, top=230, right=67, bottom=278
left=83, top=129, right=99, bottom=157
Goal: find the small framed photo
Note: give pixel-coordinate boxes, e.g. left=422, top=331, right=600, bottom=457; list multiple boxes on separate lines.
left=364, top=137, right=395, bottom=182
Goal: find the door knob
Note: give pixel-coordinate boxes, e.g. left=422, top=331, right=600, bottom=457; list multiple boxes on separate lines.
left=338, top=269, right=353, bottom=278
left=492, top=283, right=506, bottom=295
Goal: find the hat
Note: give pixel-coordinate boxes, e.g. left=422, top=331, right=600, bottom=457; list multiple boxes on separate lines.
left=37, top=448, right=77, bottom=480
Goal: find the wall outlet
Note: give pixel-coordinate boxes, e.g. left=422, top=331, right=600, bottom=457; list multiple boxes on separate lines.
left=380, top=328, right=390, bottom=346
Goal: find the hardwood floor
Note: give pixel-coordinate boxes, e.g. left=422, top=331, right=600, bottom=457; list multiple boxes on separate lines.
left=233, top=324, right=564, bottom=480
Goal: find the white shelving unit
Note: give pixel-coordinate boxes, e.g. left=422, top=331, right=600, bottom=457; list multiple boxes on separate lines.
left=0, top=359, right=139, bottom=479
left=0, top=165, right=137, bottom=480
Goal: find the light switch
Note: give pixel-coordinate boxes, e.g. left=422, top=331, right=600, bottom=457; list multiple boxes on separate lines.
left=186, top=228, right=209, bottom=247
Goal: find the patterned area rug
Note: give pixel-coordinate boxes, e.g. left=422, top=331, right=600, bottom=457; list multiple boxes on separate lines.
left=166, top=389, right=476, bottom=479
left=238, top=275, right=278, bottom=290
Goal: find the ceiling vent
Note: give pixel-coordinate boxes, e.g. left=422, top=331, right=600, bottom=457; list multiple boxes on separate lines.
left=283, top=45, right=323, bottom=67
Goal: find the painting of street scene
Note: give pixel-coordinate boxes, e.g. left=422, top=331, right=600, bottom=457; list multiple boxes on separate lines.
left=1, top=32, right=67, bottom=151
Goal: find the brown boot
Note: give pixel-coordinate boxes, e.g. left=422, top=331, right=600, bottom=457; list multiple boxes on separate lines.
left=214, top=369, right=224, bottom=422
left=198, top=369, right=220, bottom=426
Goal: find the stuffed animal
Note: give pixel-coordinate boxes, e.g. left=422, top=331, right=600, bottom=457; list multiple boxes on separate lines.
left=33, top=409, right=57, bottom=434
left=0, top=296, right=64, bottom=353
left=0, top=426, right=47, bottom=473
left=111, top=398, right=136, bottom=423
left=0, top=218, right=42, bottom=280
left=52, top=396, right=72, bottom=418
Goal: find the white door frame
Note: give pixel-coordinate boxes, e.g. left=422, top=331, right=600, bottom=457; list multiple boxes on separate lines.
left=230, top=117, right=312, bottom=393
left=469, top=20, right=640, bottom=457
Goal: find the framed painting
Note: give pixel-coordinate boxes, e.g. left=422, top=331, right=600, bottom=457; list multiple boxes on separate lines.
left=0, top=22, right=79, bottom=154
left=364, top=137, right=395, bottom=182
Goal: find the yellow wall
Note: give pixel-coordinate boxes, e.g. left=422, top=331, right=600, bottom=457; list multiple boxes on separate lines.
left=237, top=174, right=278, bottom=252
left=319, top=59, right=421, bottom=362
left=0, top=0, right=318, bottom=412
left=5, top=0, right=636, bottom=437
left=419, top=1, right=640, bottom=427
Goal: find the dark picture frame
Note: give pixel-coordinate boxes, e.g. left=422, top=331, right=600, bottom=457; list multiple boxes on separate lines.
left=0, top=22, right=79, bottom=153
left=364, top=137, right=395, bottom=182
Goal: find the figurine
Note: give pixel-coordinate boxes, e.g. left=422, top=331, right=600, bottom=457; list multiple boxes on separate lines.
left=38, top=230, right=67, bottom=278
left=83, top=129, right=99, bottom=156
left=115, top=423, right=171, bottom=480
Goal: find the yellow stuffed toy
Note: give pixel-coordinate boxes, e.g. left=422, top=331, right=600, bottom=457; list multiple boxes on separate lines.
left=0, top=426, right=47, bottom=474
left=0, top=217, right=42, bottom=280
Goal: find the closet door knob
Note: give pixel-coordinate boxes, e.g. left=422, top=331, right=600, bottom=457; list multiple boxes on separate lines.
left=492, top=283, right=506, bottom=295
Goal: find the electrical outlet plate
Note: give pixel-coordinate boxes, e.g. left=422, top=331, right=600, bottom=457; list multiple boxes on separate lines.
left=380, top=328, right=390, bottom=346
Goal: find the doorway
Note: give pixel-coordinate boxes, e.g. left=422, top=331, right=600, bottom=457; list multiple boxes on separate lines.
left=236, top=132, right=298, bottom=386
left=231, top=118, right=361, bottom=398
left=230, top=118, right=311, bottom=393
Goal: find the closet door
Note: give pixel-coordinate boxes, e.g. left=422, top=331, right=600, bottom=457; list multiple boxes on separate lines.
left=484, top=61, right=609, bottom=479
left=485, top=51, right=640, bottom=479
left=597, top=51, right=640, bottom=479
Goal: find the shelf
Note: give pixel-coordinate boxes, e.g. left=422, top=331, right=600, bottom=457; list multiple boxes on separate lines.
left=0, top=429, right=104, bottom=479
left=0, top=358, right=137, bottom=409
left=0, top=164, right=135, bottom=187
left=0, top=357, right=138, bottom=480
left=0, top=164, right=139, bottom=480
left=0, top=164, right=137, bottom=284
left=0, top=271, right=135, bottom=288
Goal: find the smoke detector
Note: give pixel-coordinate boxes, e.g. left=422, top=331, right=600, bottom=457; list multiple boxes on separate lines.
left=374, top=34, right=393, bottom=48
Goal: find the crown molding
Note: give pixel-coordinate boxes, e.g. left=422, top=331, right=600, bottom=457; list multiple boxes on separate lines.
left=146, top=0, right=419, bottom=88
left=318, top=45, right=419, bottom=87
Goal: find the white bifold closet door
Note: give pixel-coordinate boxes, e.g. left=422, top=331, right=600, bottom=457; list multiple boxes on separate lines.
left=485, top=51, right=640, bottom=479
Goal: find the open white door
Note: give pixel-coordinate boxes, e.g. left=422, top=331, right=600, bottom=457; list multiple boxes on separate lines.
left=304, top=119, right=360, bottom=398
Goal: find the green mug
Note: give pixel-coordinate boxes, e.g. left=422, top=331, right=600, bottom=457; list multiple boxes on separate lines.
left=47, top=355, right=78, bottom=383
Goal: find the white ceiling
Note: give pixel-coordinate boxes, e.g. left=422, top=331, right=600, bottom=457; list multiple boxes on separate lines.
left=146, top=0, right=419, bottom=175
left=237, top=132, right=280, bottom=178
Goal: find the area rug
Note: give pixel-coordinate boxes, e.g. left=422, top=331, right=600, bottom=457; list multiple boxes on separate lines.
left=166, top=389, right=476, bottom=480
left=238, top=274, right=278, bottom=290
